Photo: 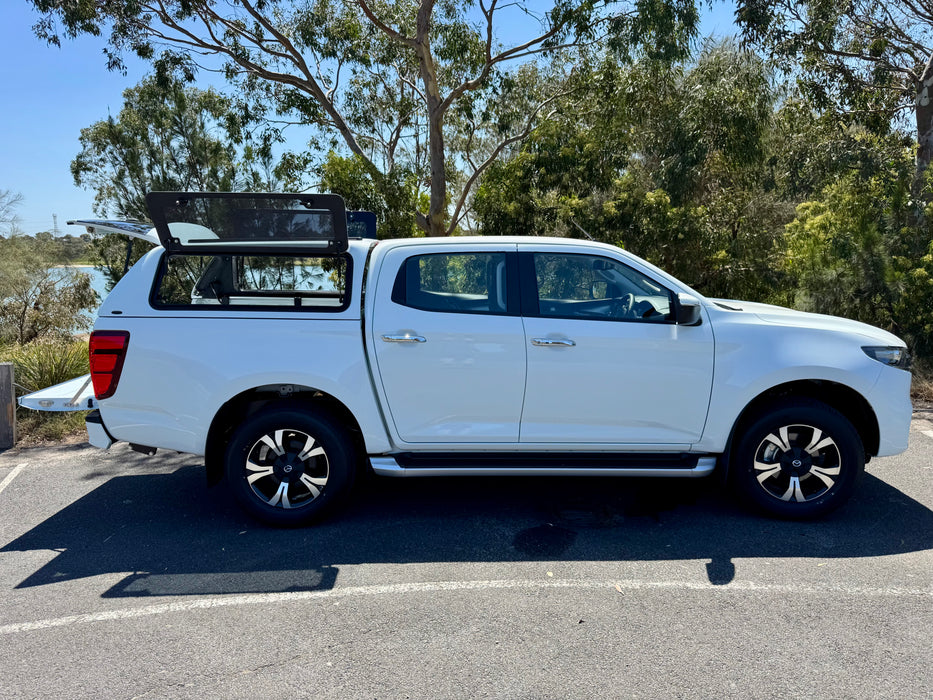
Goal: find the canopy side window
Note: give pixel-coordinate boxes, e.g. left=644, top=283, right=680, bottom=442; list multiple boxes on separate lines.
left=153, top=253, right=350, bottom=311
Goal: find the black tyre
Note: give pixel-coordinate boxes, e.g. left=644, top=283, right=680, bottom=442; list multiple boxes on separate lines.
left=224, top=404, right=357, bottom=526
left=733, top=398, right=864, bottom=519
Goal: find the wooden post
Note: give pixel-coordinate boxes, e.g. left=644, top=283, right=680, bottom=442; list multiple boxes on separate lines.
left=1, top=363, right=14, bottom=449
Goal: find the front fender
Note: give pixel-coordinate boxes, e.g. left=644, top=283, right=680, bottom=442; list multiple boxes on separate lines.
left=695, top=322, right=883, bottom=453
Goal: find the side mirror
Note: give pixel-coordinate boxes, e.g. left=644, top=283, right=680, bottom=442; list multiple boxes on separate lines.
left=674, top=293, right=703, bottom=326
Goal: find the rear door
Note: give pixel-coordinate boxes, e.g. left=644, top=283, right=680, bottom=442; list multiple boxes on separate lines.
left=518, top=247, right=714, bottom=445
left=371, top=244, right=526, bottom=443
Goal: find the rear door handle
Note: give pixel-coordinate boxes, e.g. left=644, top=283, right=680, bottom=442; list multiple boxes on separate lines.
left=531, top=338, right=575, bottom=347
left=382, top=334, right=426, bottom=343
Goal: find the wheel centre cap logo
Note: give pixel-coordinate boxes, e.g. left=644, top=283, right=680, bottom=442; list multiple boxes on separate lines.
left=792, top=459, right=802, bottom=468
left=283, top=464, right=293, bottom=473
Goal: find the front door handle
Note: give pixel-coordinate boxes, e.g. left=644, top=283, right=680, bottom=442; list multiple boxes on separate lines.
left=382, top=334, right=427, bottom=343
left=531, top=338, right=576, bottom=347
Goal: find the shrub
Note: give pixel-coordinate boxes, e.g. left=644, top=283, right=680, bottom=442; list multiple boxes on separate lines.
left=0, top=235, right=98, bottom=344
left=8, top=339, right=90, bottom=394
left=1, top=339, right=91, bottom=445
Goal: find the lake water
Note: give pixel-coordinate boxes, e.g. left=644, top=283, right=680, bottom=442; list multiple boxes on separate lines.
left=53, top=267, right=111, bottom=331
left=56, top=266, right=110, bottom=303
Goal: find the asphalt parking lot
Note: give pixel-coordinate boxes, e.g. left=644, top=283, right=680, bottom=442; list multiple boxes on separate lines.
left=0, top=417, right=931, bottom=699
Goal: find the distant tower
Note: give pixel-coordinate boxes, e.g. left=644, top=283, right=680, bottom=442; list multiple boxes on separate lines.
left=52, top=214, right=60, bottom=236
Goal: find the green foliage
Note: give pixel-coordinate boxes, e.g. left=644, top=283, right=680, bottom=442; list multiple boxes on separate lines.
left=73, top=74, right=279, bottom=287
left=55, top=233, right=94, bottom=263
left=0, top=236, right=97, bottom=344
left=893, top=242, right=933, bottom=358
left=475, top=42, right=789, bottom=301
left=317, top=153, right=423, bottom=239
left=31, top=0, right=703, bottom=236
left=735, top=0, right=933, bottom=175
left=785, top=160, right=933, bottom=356
left=71, top=75, right=243, bottom=220
left=766, top=100, right=913, bottom=200
left=7, top=338, right=90, bottom=395
left=0, top=338, right=91, bottom=445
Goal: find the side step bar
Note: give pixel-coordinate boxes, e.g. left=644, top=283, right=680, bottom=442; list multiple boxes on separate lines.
left=370, top=453, right=717, bottom=478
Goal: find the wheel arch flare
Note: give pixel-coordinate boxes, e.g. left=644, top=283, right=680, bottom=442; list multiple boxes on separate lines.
left=204, top=385, right=367, bottom=487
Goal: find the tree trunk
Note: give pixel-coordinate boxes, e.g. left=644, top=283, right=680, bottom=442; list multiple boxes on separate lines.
left=917, top=51, right=933, bottom=180
left=424, top=106, right=447, bottom=237
left=415, top=1, right=447, bottom=237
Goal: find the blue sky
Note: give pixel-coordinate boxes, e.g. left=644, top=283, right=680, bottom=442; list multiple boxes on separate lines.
left=0, top=2, right=738, bottom=235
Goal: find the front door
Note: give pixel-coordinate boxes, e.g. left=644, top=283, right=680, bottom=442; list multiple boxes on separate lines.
left=519, top=250, right=714, bottom=445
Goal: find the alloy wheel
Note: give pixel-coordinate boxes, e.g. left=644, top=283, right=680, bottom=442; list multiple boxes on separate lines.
left=244, top=428, right=330, bottom=510
left=752, top=424, right=841, bottom=503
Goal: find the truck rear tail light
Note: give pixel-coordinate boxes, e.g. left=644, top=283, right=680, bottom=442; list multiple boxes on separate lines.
left=89, top=331, right=130, bottom=400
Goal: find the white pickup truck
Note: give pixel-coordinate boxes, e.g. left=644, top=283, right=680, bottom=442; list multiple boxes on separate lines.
left=23, top=192, right=913, bottom=525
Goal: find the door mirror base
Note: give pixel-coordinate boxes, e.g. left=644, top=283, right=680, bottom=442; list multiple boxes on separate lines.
left=675, top=294, right=703, bottom=326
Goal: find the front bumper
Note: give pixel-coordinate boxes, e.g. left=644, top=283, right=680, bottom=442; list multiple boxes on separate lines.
left=870, top=367, right=913, bottom=457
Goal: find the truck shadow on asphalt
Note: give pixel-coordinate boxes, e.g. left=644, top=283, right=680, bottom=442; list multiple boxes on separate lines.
left=3, top=462, right=931, bottom=595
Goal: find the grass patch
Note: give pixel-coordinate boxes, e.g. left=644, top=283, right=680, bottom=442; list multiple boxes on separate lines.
left=1, top=339, right=91, bottom=445
left=14, top=410, right=89, bottom=444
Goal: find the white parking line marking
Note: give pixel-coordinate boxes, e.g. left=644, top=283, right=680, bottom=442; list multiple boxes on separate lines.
left=1, top=577, right=930, bottom=636
left=922, top=430, right=933, bottom=440
left=0, top=464, right=25, bottom=497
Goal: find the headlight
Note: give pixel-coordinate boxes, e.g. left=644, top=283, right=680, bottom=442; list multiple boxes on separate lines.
left=862, top=346, right=911, bottom=369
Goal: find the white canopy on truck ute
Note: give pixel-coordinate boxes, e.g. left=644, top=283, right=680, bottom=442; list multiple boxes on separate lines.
left=22, top=196, right=363, bottom=415
left=18, top=374, right=96, bottom=412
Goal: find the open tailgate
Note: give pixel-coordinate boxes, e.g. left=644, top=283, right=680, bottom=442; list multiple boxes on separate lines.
left=18, top=374, right=96, bottom=412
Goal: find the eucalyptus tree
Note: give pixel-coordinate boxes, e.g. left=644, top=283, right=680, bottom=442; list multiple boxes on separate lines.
left=735, top=0, right=933, bottom=177
left=72, top=76, right=245, bottom=221
left=72, top=75, right=274, bottom=286
left=31, top=0, right=700, bottom=236
left=0, top=235, right=97, bottom=344
left=475, top=43, right=788, bottom=300
left=731, top=0, right=933, bottom=352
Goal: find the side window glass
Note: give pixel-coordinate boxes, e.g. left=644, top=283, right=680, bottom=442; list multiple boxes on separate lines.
left=154, top=254, right=348, bottom=309
left=237, top=256, right=345, bottom=294
left=392, top=252, right=509, bottom=315
left=533, top=253, right=672, bottom=321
